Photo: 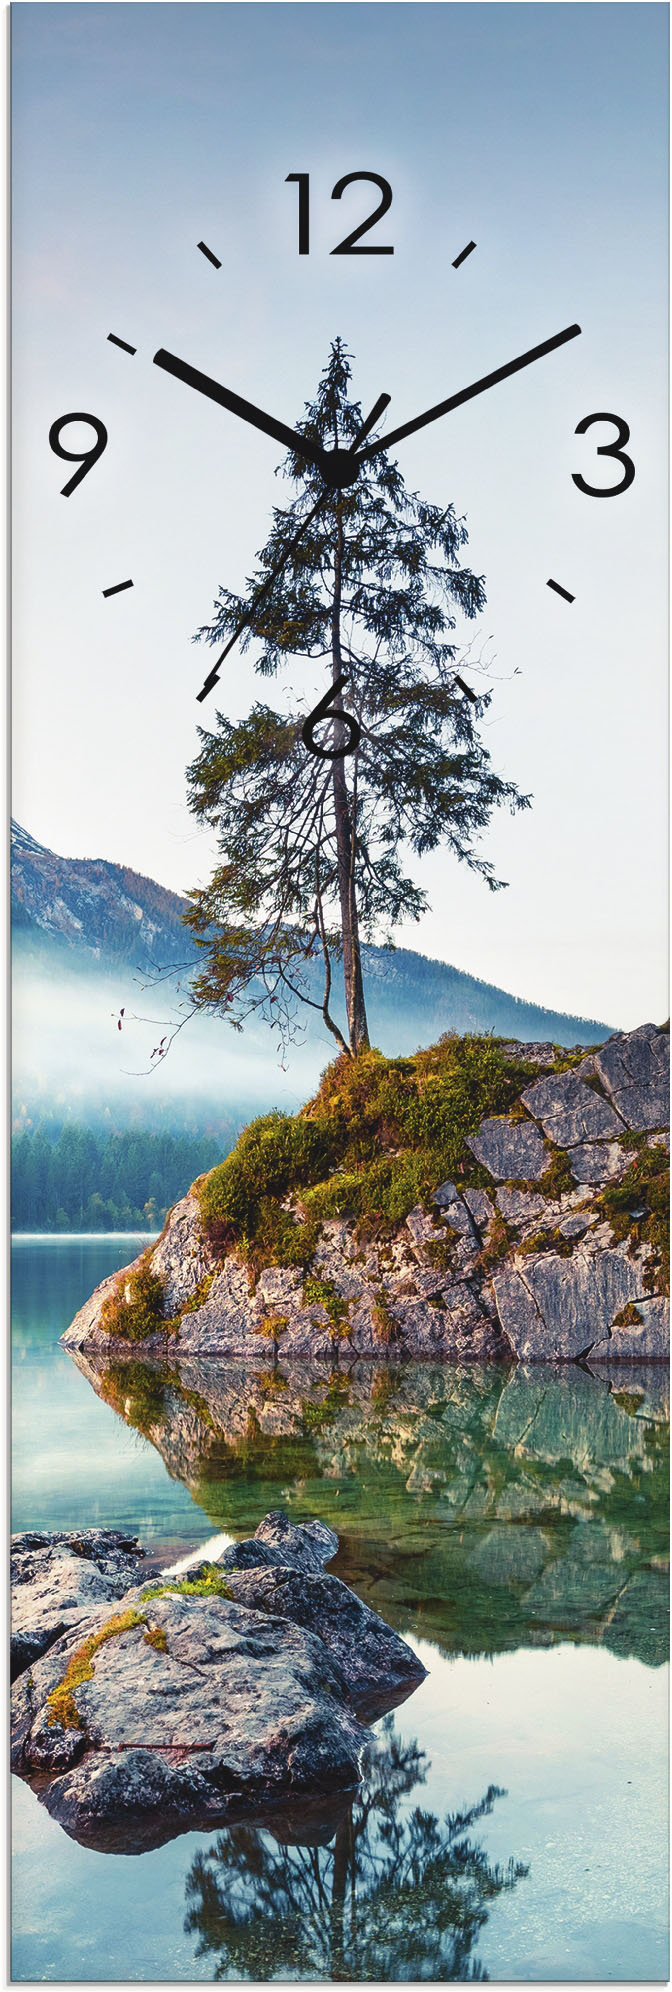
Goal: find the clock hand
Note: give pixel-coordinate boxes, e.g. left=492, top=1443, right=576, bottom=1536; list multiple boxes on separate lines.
left=353, top=391, right=391, bottom=446
left=357, top=324, right=581, bottom=463
left=153, top=349, right=329, bottom=474
left=197, top=394, right=389, bottom=701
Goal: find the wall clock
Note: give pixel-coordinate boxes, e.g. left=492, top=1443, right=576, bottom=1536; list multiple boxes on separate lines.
left=10, top=8, right=669, bottom=1986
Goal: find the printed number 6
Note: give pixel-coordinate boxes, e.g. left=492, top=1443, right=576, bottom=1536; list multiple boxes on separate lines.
left=302, top=676, right=361, bottom=760
left=572, top=413, right=635, bottom=498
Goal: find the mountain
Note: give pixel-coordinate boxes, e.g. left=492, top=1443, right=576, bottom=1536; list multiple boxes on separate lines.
left=11, top=820, right=189, bottom=971
left=11, top=819, right=611, bottom=1049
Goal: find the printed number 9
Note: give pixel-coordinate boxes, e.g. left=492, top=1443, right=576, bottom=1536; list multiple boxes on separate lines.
left=572, top=413, right=635, bottom=498
left=49, top=413, right=108, bottom=497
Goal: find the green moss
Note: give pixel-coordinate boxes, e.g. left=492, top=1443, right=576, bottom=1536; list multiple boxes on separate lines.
left=303, top=1273, right=351, bottom=1339
left=99, top=1253, right=171, bottom=1344
left=613, top=1301, right=645, bottom=1328
left=517, top=1227, right=574, bottom=1259
left=181, top=1271, right=216, bottom=1315
left=198, top=1112, right=333, bottom=1245
left=47, top=1607, right=148, bottom=1730
left=144, top=1625, right=168, bottom=1651
left=141, top=1563, right=233, bottom=1603
left=476, top=1209, right=511, bottom=1268
left=425, top=1237, right=454, bottom=1273
left=371, top=1292, right=399, bottom=1344
left=538, top=1147, right=575, bottom=1198
left=255, top=1312, right=288, bottom=1344
left=598, top=1146, right=669, bottom=1294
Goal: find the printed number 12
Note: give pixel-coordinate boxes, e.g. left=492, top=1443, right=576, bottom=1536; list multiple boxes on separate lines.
left=285, top=172, right=394, bottom=256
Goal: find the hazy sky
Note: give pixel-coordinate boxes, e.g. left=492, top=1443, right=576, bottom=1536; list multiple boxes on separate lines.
left=12, top=2, right=669, bottom=1029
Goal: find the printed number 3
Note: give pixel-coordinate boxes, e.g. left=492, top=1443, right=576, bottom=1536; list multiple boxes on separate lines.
left=572, top=413, right=635, bottom=497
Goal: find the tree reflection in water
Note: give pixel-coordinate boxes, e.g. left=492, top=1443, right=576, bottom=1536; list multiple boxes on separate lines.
left=184, top=1717, right=528, bottom=1981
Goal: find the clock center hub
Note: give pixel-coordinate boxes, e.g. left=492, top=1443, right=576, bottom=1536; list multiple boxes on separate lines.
left=322, top=448, right=361, bottom=489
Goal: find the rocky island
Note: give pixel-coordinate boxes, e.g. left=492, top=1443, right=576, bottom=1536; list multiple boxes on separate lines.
left=11, top=1511, right=425, bottom=1850
left=62, top=1023, right=669, bottom=1366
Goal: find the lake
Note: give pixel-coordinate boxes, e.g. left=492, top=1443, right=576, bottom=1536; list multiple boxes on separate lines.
left=11, top=1235, right=670, bottom=1982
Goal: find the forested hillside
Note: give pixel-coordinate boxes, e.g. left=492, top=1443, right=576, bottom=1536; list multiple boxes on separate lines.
left=11, top=1123, right=224, bottom=1232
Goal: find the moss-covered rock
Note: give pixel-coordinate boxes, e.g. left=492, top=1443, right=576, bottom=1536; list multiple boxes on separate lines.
left=61, top=1024, right=669, bottom=1366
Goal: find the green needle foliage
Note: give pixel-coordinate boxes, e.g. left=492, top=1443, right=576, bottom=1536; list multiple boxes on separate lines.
left=186, top=339, right=530, bottom=1058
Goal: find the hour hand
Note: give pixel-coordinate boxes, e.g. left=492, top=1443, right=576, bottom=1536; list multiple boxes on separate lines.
left=153, top=350, right=329, bottom=473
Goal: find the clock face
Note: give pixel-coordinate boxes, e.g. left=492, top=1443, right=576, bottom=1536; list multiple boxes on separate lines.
left=12, top=1, right=668, bottom=1038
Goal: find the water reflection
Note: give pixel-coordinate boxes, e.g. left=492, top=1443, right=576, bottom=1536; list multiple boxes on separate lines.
left=74, top=1353, right=669, bottom=1666
left=184, top=1716, right=528, bottom=1982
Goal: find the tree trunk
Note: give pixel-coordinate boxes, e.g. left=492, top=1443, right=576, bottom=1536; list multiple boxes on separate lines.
left=331, top=509, right=370, bottom=1056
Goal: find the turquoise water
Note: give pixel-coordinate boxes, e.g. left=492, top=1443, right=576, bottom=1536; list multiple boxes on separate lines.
left=11, top=1237, right=670, bottom=1982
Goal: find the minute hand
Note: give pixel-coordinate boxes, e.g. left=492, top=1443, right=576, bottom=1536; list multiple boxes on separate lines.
left=357, top=324, right=581, bottom=463
left=153, top=349, right=329, bottom=473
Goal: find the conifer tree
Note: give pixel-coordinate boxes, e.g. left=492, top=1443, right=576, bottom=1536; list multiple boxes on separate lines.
left=185, top=340, right=529, bottom=1058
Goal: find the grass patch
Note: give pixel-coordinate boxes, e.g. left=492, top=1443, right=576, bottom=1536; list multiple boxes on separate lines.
left=99, top=1253, right=171, bottom=1344
left=195, top=1034, right=552, bottom=1272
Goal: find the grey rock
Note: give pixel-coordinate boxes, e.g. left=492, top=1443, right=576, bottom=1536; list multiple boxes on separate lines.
left=11, top=1530, right=145, bottom=1681
left=151, top=1193, right=214, bottom=1313
left=13, top=1590, right=367, bottom=1850
left=592, top=1296, right=670, bottom=1363
left=496, top=1187, right=547, bottom=1225
left=467, top=1116, right=548, bottom=1182
left=251, top=1510, right=339, bottom=1572
left=595, top=1026, right=669, bottom=1132
left=556, top=1211, right=597, bottom=1240
left=60, top=1254, right=149, bottom=1353
left=153, top=1516, right=340, bottom=1595
left=433, top=1181, right=458, bottom=1208
left=223, top=1565, right=426, bottom=1713
left=405, top=1206, right=442, bottom=1249
left=256, top=1265, right=304, bottom=1310
left=493, top=1245, right=659, bottom=1362
left=462, top=1187, right=496, bottom=1229
left=501, top=1041, right=558, bottom=1066
left=521, top=1069, right=623, bottom=1147
left=569, top=1141, right=630, bottom=1186
left=444, top=1200, right=478, bottom=1239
